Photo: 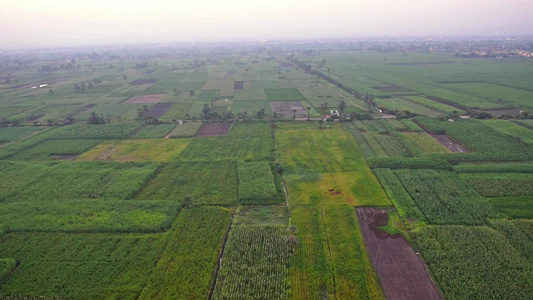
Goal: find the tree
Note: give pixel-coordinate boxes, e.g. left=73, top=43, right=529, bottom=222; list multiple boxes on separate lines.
left=48, top=89, right=54, bottom=96
left=123, top=75, right=128, bottom=80
left=306, top=107, right=311, bottom=120
left=288, top=235, right=299, bottom=254
left=181, top=194, right=192, bottom=208
left=292, top=109, right=297, bottom=120
left=318, top=119, right=324, bottom=129
left=257, top=108, right=265, bottom=119
left=338, top=101, right=346, bottom=115
left=87, top=112, right=106, bottom=124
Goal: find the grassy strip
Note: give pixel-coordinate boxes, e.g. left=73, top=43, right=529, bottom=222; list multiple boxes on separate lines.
left=0, top=200, right=180, bottom=233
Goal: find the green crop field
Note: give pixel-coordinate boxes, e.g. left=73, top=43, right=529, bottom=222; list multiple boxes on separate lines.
left=135, top=162, right=239, bottom=205
left=76, top=138, right=191, bottom=161
left=0, top=126, right=43, bottom=142
left=129, top=124, right=177, bottom=139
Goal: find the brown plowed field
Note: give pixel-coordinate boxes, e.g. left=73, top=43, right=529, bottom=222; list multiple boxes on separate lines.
left=356, top=208, right=443, bottom=300
left=196, top=122, right=232, bottom=137
left=125, top=94, right=166, bottom=103
left=430, top=134, right=469, bottom=153
left=270, top=101, right=306, bottom=118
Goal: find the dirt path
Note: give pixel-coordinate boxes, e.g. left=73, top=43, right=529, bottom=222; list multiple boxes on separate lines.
left=208, top=209, right=236, bottom=300
left=327, top=84, right=367, bottom=110
left=164, top=121, right=181, bottom=139
left=356, top=208, right=443, bottom=300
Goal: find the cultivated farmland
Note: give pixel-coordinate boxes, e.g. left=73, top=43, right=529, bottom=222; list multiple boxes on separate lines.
left=1, top=46, right=533, bottom=300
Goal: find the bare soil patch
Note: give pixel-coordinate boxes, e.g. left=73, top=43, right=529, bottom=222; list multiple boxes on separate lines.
left=234, top=81, right=244, bottom=90
left=426, top=96, right=468, bottom=110
left=357, top=208, right=443, bottom=300
left=371, top=86, right=405, bottom=91
left=71, top=104, right=97, bottom=116
left=51, top=154, right=77, bottom=160
left=430, top=134, right=469, bottom=153
left=389, top=62, right=456, bottom=66
left=130, top=79, right=157, bottom=85
left=27, top=114, right=44, bottom=122
left=124, top=94, right=167, bottom=104
left=270, top=101, right=306, bottom=118
left=144, top=102, right=173, bottom=119
left=485, top=109, right=521, bottom=116
left=196, top=122, right=232, bottom=137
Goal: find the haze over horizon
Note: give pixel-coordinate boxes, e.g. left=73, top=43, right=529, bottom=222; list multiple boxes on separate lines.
left=1, top=0, right=532, bottom=48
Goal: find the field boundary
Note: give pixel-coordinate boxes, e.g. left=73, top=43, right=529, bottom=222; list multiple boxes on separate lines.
left=208, top=208, right=236, bottom=300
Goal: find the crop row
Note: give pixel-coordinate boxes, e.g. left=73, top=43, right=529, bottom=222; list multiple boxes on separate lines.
left=130, top=124, right=177, bottom=139
left=135, top=162, right=238, bottom=205
left=0, top=231, right=166, bottom=298
left=140, top=206, right=231, bottom=300
left=238, top=162, right=277, bottom=204
left=373, top=168, right=426, bottom=225
left=416, top=116, right=533, bottom=161
left=0, top=161, right=160, bottom=202
left=394, top=169, right=497, bottom=225
left=289, top=205, right=384, bottom=300
left=51, top=123, right=143, bottom=139
left=7, top=139, right=101, bottom=161
left=460, top=173, right=533, bottom=197
left=169, top=121, right=203, bottom=138
left=0, top=126, right=43, bottom=142
left=0, top=200, right=180, bottom=233
left=412, top=225, right=533, bottom=299
left=215, top=226, right=289, bottom=300
left=453, top=163, right=533, bottom=173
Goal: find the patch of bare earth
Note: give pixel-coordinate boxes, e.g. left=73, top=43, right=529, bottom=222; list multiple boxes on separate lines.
left=51, top=154, right=77, bottom=160
left=196, top=122, right=232, bottom=137
left=356, top=208, right=443, bottom=300
left=125, top=94, right=167, bottom=104
left=234, top=81, right=244, bottom=90
left=371, top=86, right=405, bottom=91
left=270, top=101, right=306, bottom=118
left=430, top=134, right=469, bottom=153
left=144, top=103, right=173, bottom=119
left=130, top=79, right=157, bottom=85
left=96, top=147, right=116, bottom=161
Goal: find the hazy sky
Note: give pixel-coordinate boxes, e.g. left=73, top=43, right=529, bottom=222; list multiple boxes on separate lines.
left=1, top=0, right=532, bottom=48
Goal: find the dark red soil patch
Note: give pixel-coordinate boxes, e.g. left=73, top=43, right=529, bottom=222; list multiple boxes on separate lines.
left=269, top=101, right=306, bottom=118
left=124, top=94, right=166, bottom=104
left=27, top=114, right=44, bottom=122
left=389, top=62, right=456, bottom=66
left=430, top=134, right=470, bottom=153
left=234, top=81, right=244, bottom=90
left=485, top=109, right=521, bottom=116
left=357, top=208, right=443, bottom=300
left=196, top=122, right=232, bottom=137
left=71, top=104, right=97, bottom=116
left=51, top=154, right=77, bottom=160
left=130, top=79, right=157, bottom=85
left=426, top=96, right=468, bottom=110
left=325, top=188, right=344, bottom=196
left=371, top=86, right=406, bottom=92
left=144, top=102, right=173, bottom=119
